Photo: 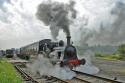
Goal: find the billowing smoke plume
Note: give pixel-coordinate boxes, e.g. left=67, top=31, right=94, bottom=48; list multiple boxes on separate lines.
left=36, top=1, right=76, bottom=40
left=80, top=0, right=125, bottom=46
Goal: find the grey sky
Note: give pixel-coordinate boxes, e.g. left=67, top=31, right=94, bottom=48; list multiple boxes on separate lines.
left=0, top=0, right=125, bottom=50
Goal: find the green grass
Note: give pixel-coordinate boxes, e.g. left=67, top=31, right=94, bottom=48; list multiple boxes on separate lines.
left=0, top=58, right=22, bottom=83
left=100, top=55, right=122, bottom=60
left=95, top=53, right=123, bottom=61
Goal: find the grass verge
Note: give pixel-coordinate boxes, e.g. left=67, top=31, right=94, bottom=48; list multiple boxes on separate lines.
left=0, top=58, right=22, bottom=83
left=95, top=53, right=123, bottom=61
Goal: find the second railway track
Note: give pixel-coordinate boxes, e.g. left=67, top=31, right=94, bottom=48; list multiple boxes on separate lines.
left=72, top=70, right=122, bottom=83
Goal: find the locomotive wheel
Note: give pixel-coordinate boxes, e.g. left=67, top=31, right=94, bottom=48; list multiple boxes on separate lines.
left=80, top=59, right=86, bottom=65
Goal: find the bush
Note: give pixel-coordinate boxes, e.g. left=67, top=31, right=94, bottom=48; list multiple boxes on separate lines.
left=117, top=44, right=125, bottom=57
left=95, top=53, right=104, bottom=57
left=94, top=43, right=125, bottom=61
left=95, top=53, right=124, bottom=60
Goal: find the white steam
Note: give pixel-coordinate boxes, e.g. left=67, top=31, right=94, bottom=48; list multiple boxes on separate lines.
left=76, top=50, right=100, bottom=74
left=28, top=50, right=99, bottom=80
left=28, top=54, right=76, bottom=80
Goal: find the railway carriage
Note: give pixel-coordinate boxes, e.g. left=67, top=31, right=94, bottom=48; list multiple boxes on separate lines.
left=6, top=49, right=14, bottom=58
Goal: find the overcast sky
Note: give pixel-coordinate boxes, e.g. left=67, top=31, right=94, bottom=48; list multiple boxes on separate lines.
left=0, top=0, right=125, bottom=49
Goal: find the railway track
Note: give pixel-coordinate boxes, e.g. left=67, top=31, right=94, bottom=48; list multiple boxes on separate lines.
left=14, top=65, right=39, bottom=83
left=72, top=70, right=122, bottom=83
left=13, top=64, right=69, bottom=83
left=14, top=64, right=90, bottom=83
left=13, top=61, right=122, bottom=83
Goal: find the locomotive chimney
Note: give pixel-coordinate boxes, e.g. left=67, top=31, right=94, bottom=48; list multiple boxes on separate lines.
left=67, top=36, right=71, bottom=46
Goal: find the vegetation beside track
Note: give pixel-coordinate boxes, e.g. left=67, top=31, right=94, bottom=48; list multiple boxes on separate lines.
left=0, top=58, right=22, bottom=83
left=95, top=53, right=123, bottom=60
left=95, top=44, right=125, bottom=61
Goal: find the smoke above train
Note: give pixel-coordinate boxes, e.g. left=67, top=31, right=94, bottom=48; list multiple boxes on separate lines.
left=36, top=0, right=77, bottom=40
left=36, top=0, right=125, bottom=45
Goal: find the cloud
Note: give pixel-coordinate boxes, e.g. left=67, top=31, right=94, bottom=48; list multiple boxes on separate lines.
left=0, top=0, right=51, bottom=49
left=78, top=0, right=125, bottom=46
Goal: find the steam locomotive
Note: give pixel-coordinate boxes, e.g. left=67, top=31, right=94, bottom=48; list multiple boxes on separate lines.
left=18, top=36, right=86, bottom=68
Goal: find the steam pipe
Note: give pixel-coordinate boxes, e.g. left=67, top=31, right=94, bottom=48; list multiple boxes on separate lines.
left=67, top=36, right=71, bottom=46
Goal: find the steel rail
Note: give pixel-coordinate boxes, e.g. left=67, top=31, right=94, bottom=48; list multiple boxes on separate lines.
left=73, top=70, right=122, bottom=83
left=14, top=64, right=70, bottom=83
left=50, top=76, right=69, bottom=83
left=14, top=65, right=39, bottom=83
left=73, top=77, right=91, bottom=83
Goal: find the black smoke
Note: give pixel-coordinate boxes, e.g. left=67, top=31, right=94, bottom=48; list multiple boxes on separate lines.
left=36, top=1, right=76, bottom=40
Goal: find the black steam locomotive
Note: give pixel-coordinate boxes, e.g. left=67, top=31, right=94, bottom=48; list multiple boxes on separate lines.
left=18, top=36, right=86, bottom=68
left=60, top=36, right=86, bottom=68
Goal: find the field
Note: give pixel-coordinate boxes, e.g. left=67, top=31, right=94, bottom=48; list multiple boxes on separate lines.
left=0, top=58, right=22, bottom=83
